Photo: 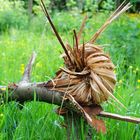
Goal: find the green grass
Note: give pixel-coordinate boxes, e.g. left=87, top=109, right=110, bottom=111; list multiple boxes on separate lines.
left=0, top=12, right=140, bottom=140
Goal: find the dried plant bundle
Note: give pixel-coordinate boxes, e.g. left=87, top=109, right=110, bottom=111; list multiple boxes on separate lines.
left=41, top=0, right=131, bottom=108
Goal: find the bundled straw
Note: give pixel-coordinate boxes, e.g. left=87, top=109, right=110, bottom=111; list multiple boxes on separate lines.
left=41, top=0, right=132, bottom=107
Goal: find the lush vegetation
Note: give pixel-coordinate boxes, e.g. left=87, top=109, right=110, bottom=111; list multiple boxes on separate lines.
left=0, top=0, right=140, bottom=139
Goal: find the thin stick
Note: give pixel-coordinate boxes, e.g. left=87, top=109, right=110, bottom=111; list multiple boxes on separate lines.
left=99, top=111, right=140, bottom=124
left=73, top=30, right=79, bottom=53
left=81, top=40, right=85, bottom=66
left=77, top=15, right=87, bottom=43
left=40, top=0, right=73, bottom=65
left=89, top=2, right=132, bottom=43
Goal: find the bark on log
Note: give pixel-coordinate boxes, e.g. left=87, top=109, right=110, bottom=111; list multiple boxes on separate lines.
left=0, top=82, right=63, bottom=105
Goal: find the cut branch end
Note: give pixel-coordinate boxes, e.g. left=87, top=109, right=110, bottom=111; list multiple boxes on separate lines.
left=20, top=52, right=37, bottom=84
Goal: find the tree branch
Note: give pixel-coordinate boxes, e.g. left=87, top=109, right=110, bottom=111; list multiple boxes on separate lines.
left=0, top=84, right=140, bottom=124
left=20, top=52, right=37, bottom=83
left=6, top=82, right=63, bottom=105
left=99, top=111, right=140, bottom=124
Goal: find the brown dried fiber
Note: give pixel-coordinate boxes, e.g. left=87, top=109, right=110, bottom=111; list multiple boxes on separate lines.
left=47, top=42, right=116, bottom=105
left=41, top=1, right=131, bottom=107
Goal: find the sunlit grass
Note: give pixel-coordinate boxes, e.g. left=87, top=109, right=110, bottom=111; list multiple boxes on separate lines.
left=0, top=12, right=140, bottom=139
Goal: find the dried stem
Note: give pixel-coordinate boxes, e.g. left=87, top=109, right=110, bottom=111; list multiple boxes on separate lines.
left=73, top=30, right=79, bottom=53
left=77, top=15, right=87, bottom=43
left=89, top=2, right=132, bottom=43
left=99, top=111, right=140, bottom=124
left=40, top=0, right=73, bottom=65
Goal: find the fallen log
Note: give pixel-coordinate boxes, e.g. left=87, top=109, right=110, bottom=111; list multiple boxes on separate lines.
left=1, top=82, right=140, bottom=124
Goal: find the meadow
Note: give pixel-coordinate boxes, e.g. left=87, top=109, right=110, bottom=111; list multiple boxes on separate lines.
left=0, top=10, right=140, bottom=140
